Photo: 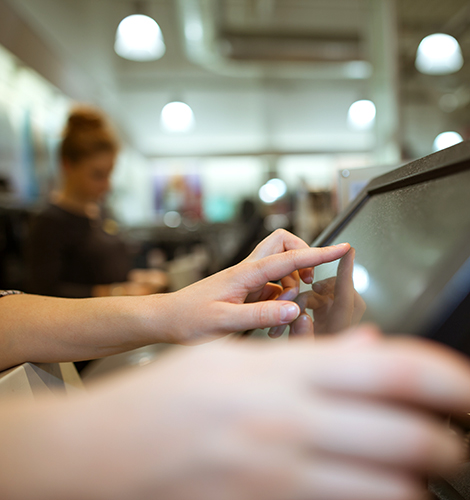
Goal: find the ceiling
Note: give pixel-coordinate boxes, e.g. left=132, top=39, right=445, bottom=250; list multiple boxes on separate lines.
left=2, top=0, right=470, bottom=160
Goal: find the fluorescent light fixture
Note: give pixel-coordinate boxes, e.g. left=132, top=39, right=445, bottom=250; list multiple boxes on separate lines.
left=347, top=99, right=376, bottom=130
left=115, top=14, right=166, bottom=61
left=161, top=101, right=195, bottom=132
left=415, top=33, right=463, bottom=75
left=433, top=131, right=463, bottom=152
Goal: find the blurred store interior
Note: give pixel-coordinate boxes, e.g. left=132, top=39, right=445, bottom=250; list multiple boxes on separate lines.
left=1, top=0, right=470, bottom=296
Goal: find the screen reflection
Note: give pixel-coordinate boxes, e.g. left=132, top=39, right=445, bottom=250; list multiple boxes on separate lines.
left=294, top=248, right=367, bottom=334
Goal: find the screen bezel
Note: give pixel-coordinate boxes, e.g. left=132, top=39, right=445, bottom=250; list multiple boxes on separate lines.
left=311, top=140, right=470, bottom=351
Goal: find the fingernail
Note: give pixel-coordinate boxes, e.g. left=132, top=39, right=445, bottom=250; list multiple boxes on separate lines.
left=269, top=325, right=287, bottom=338
left=280, top=304, right=299, bottom=323
left=335, top=243, right=349, bottom=249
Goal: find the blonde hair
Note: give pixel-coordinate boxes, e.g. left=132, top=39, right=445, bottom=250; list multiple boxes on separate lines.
left=60, top=106, right=119, bottom=164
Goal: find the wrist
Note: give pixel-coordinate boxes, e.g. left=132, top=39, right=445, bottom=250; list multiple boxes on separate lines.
left=126, top=293, right=180, bottom=345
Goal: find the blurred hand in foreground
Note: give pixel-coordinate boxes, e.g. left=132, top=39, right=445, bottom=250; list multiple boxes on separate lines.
left=4, top=328, right=469, bottom=500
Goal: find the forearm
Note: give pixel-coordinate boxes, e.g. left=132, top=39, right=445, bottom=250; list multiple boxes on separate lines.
left=0, top=293, right=176, bottom=371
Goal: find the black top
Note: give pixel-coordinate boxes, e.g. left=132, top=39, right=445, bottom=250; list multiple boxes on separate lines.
left=26, top=204, right=130, bottom=298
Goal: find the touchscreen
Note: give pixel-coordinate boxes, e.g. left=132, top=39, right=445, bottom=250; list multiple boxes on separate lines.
left=303, top=166, right=470, bottom=334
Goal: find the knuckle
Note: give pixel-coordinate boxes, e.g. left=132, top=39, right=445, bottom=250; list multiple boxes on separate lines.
left=287, top=248, right=302, bottom=266
left=255, top=303, right=272, bottom=327
left=252, top=259, right=270, bottom=283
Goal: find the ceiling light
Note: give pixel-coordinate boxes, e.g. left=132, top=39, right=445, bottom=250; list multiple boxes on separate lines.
left=161, top=101, right=195, bottom=132
left=415, top=33, right=463, bottom=75
left=115, top=14, right=165, bottom=61
left=259, top=184, right=277, bottom=204
left=266, top=178, right=287, bottom=198
left=347, top=99, right=376, bottom=130
left=432, top=131, right=463, bottom=152
left=258, top=178, right=287, bottom=204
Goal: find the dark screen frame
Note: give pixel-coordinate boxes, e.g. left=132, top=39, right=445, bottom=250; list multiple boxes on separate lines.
left=311, top=140, right=470, bottom=355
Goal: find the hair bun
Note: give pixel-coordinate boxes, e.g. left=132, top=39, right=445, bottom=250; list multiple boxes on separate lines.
left=60, top=105, right=119, bottom=162
left=66, top=106, right=108, bottom=132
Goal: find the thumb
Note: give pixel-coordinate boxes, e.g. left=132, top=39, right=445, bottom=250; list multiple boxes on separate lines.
left=225, top=301, right=301, bottom=331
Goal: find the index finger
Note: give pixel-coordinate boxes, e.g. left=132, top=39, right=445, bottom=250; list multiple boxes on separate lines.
left=245, top=229, right=320, bottom=284
left=239, top=243, right=350, bottom=292
left=246, top=229, right=311, bottom=261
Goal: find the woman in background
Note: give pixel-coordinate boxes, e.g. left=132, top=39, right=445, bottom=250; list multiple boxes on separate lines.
left=27, top=106, right=167, bottom=298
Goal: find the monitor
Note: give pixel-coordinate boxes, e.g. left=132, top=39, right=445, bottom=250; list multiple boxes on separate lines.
left=302, top=140, right=470, bottom=356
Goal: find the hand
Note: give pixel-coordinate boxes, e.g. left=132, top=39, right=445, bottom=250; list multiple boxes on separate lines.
left=49, top=328, right=470, bottom=500
left=0, top=231, right=348, bottom=370
left=157, top=229, right=350, bottom=345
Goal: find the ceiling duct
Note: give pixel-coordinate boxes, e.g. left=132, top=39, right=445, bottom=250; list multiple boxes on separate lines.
left=177, top=0, right=372, bottom=80
left=222, top=31, right=363, bottom=63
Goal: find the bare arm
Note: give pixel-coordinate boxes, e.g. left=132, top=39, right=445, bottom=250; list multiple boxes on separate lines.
left=0, top=230, right=350, bottom=371
left=0, top=293, right=167, bottom=371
